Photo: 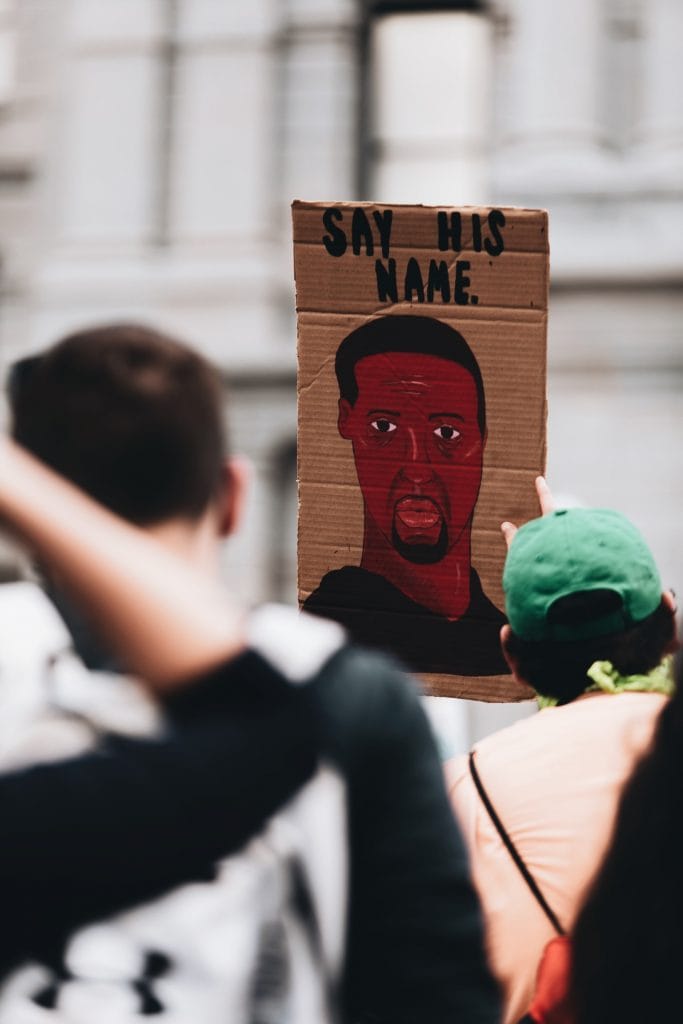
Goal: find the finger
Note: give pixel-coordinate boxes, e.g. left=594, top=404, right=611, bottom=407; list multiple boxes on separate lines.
left=536, top=476, right=555, bottom=516
left=501, top=521, right=518, bottom=549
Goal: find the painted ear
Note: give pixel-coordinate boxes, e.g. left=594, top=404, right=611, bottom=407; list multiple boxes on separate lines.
left=338, top=398, right=353, bottom=439
left=499, top=624, right=527, bottom=685
left=218, top=456, right=250, bottom=538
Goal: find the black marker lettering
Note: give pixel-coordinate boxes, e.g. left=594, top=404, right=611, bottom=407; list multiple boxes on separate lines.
left=427, top=260, right=451, bottom=303
left=322, top=207, right=346, bottom=257
left=372, top=209, right=393, bottom=259
left=454, top=261, right=471, bottom=305
left=437, top=211, right=462, bottom=252
left=375, top=259, right=398, bottom=302
left=352, top=208, right=374, bottom=256
left=472, top=213, right=482, bottom=253
left=404, top=257, right=425, bottom=303
left=484, top=209, right=506, bottom=257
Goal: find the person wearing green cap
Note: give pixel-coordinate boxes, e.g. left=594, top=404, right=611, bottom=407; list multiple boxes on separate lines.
left=445, top=478, right=677, bottom=1024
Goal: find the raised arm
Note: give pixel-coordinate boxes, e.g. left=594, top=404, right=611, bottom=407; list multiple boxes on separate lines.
left=0, top=439, right=319, bottom=976
left=0, top=438, right=244, bottom=688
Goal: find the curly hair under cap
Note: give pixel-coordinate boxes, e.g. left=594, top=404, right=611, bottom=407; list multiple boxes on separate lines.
left=504, top=591, right=675, bottom=704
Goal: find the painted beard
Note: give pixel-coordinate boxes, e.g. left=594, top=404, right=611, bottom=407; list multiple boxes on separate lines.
left=391, top=519, right=449, bottom=564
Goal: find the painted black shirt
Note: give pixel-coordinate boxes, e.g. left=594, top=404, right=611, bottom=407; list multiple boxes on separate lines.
left=304, top=565, right=509, bottom=676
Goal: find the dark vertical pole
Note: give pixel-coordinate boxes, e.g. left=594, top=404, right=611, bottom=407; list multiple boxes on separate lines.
left=153, top=0, right=179, bottom=247
left=356, top=1, right=372, bottom=200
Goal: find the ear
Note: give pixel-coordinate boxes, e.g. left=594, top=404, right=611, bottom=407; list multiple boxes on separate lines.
left=338, top=398, right=353, bottom=439
left=217, top=456, right=250, bottom=538
left=500, top=624, right=528, bottom=686
left=662, top=590, right=680, bottom=654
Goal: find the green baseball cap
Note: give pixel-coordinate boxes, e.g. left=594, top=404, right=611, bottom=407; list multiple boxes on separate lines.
left=503, top=508, right=662, bottom=642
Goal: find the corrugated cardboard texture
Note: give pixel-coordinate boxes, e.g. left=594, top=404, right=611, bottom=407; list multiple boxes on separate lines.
left=294, top=201, right=547, bottom=701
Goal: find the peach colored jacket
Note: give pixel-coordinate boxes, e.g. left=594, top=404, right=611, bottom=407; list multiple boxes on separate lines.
left=445, top=692, right=667, bottom=1024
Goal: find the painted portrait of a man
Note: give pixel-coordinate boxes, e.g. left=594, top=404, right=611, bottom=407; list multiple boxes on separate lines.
left=304, top=314, right=508, bottom=676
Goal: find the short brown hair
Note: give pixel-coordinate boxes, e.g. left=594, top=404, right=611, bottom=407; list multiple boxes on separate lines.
left=9, top=323, right=227, bottom=525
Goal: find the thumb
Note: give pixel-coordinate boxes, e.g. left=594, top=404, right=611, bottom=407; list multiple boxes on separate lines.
left=501, top=521, right=517, bottom=549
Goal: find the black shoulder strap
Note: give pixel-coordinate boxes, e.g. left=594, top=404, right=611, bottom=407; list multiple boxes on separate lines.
left=468, top=750, right=565, bottom=937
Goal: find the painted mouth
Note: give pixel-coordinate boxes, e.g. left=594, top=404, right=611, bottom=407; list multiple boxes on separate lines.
left=394, top=496, right=442, bottom=531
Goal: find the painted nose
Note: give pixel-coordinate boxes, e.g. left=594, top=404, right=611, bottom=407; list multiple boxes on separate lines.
left=402, top=429, right=434, bottom=484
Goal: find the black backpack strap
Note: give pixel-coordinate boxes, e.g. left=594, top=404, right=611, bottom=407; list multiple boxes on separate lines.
left=468, top=750, right=565, bottom=937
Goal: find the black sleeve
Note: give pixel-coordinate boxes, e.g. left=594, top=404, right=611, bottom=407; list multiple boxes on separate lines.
left=312, top=648, right=501, bottom=1024
left=0, top=650, right=316, bottom=974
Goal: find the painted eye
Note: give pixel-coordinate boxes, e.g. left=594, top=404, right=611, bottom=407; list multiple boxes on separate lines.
left=433, top=424, right=460, bottom=441
left=371, top=419, right=397, bottom=434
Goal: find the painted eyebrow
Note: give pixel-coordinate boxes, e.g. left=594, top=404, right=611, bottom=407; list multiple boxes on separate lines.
left=428, top=412, right=465, bottom=422
left=367, top=409, right=401, bottom=417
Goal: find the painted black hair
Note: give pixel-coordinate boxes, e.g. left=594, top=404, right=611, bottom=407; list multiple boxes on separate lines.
left=334, top=315, right=486, bottom=436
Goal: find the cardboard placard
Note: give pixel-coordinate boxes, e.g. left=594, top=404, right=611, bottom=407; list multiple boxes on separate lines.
left=294, top=201, right=548, bottom=700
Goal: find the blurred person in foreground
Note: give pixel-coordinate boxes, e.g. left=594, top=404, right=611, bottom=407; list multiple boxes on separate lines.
left=445, top=479, right=677, bottom=1024
left=2, top=324, right=500, bottom=1024
left=0, top=436, right=317, bottom=1009
left=568, top=644, right=683, bottom=1024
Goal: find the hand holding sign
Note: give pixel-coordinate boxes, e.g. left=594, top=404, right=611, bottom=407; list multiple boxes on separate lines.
left=501, top=477, right=556, bottom=549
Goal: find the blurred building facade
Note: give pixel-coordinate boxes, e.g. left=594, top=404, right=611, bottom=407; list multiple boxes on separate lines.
left=1, top=0, right=681, bottom=742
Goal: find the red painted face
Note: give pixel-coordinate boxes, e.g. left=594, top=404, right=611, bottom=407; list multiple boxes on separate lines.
left=339, top=352, right=485, bottom=564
